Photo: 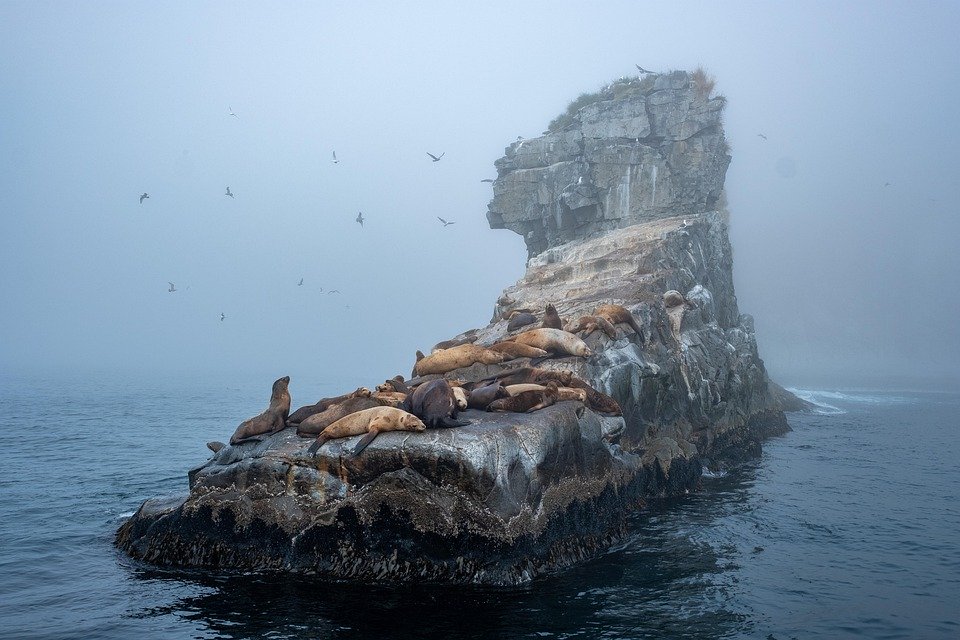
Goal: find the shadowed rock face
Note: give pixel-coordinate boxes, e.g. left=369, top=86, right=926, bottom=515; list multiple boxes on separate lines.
left=116, top=72, right=793, bottom=585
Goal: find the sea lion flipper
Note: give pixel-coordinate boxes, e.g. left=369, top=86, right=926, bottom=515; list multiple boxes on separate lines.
left=352, top=429, right=380, bottom=456
left=307, top=434, right=330, bottom=457
left=439, top=417, right=470, bottom=428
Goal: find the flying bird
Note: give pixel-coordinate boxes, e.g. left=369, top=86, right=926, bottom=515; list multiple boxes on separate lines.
left=356, top=211, right=364, bottom=226
left=635, top=64, right=654, bottom=75
left=225, top=186, right=234, bottom=198
left=884, top=182, right=891, bottom=187
left=437, top=217, right=455, bottom=227
left=168, top=282, right=176, bottom=292
left=327, top=289, right=340, bottom=294
left=298, top=277, right=304, bottom=286
left=139, top=193, right=149, bottom=204
left=220, top=313, right=225, bottom=322
left=757, top=133, right=768, bottom=140
left=332, top=150, right=339, bottom=164
left=426, top=151, right=445, bottom=162
left=481, top=178, right=494, bottom=183
left=228, top=107, right=238, bottom=118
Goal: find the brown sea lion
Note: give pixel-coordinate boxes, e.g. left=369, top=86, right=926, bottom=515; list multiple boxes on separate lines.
left=491, top=366, right=574, bottom=387
left=595, top=304, right=645, bottom=340
left=504, top=384, right=587, bottom=403
left=372, top=391, right=406, bottom=407
left=431, top=334, right=479, bottom=353
left=229, top=376, right=291, bottom=444
left=467, top=381, right=509, bottom=409
left=663, top=290, right=686, bottom=308
left=507, top=311, right=537, bottom=331
left=306, top=406, right=426, bottom=456
left=287, top=387, right=371, bottom=426
left=296, top=395, right=390, bottom=436
left=542, top=303, right=563, bottom=329
left=412, top=344, right=507, bottom=376
left=565, top=315, right=618, bottom=339
left=451, top=386, right=468, bottom=411
left=206, top=441, right=227, bottom=453
left=488, top=341, right=550, bottom=359
left=566, top=377, right=622, bottom=416
left=375, top=376, right=410, bottom=394
left=507, top=328, right=592, bottom=357
left=403, top=378, right=470, bottom=428
left=488, top=381, right=559, bottom=413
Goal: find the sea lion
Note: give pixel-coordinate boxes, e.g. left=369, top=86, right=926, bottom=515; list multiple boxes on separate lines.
left=491, top=366, right=574, bottom=387
left=467, top=381, right=509, bottom=409
left=206, top=441, right=227, bottom=453
left=507, top=311, right=536, bottom=331
left=296, top=395, right=390, bottom=436
left=372, top=391, right=406, bottom=407
left=565, top=315, right=618, bottom=339
left=375, top=376, right=410, bottom=394
left=403, top=378, right=470, bottom=428
left=451, top=386, right=468, bottom=411
left=507, top=328, right=592, bottom=358
left=306, top=406, right=426, bottom=456
left=504, top=384, right=587, bottom=403
left=542, top=303, right=563, bottom=329
left=487, top=341, right=550, bottom=359
left=488, top=381, right=559, bottom=413
left=595, top=304, right=645, bottom=340
left=412, top=344, right=507, bottom=376
left=431, top=334, right=479, bottom=353
left=566, top=376, right=622, bottom=416
left=287, top=387, right=371, bottom=426
left=229, top=376, right=291, bottom=444
left=663, top=290, right=686, bottom=308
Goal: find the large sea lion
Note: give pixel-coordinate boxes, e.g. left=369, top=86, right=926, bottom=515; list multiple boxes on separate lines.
left=542, top=304, right=563, bottom=329
left=296, top=395, right=390, bottom=436
left=287, top=387, right=371, bottom=426
left=565, top=315, right=618, bottom=339
left=431, top=334, right=479, bottom=353
left=229, top=376, right=291, bottom=444
left=403, top=378, right=470, bottom=428
left=487, top=341, right=550, bottom=359
left=507, top=311, right=536, bottom=331
left=488, top=381, right=559, bottom=413
left=306, top=406, right=426, bottom=456
left=595, top=304, right=645, bottom=340
left=376, top=376, right=410, bottom=394
left=467, top=381, right=509, bottom=409
left=507, top=328, right=592, bottom=358
left=412, top=344, right=507, bottom=376
left=491, top=366, right=574, bottom=387
left=566, top=377, right=622, bottom=415
left=372, top=391, right=406, bottom=407
left=504, top=384, right=587, bottom=403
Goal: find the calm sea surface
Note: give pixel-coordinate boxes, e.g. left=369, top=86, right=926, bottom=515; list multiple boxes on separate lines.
left=1, top=372, right=958, bottom=639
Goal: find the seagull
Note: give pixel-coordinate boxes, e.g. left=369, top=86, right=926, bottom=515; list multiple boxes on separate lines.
left=884, top=182, right=891, bottom=187
left=168, top=282, right=176, bottom=292
left=225, top=186, right=234, bottom=198
left=327, top=289, right=340, bottom=294
left=480, top=178, right=495, bottom=183
left=220, top=313, right=225, bottom=322
left=298, top=277, right=304, bottom=286
left=757, top=133, right=768, bottom=140
left=139, top=192, right=149, bottom=204
left=332, top=150, right=339, bottom=164
left=427, top=151, right=445, bottom=162
left=228, top=107, right=238, bottom=118
left=635, top=64, right=655, bottom=75
left=356, top=211, right=364, bottom=226
left=438, top=217, right=455, bottom=227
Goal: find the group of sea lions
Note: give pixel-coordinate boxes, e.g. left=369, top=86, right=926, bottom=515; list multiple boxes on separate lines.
left=219, top=301, right=644, bottom=457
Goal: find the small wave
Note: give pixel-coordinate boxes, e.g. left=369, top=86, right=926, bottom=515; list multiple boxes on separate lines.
left=790, top=388, right=914, bottom=406
left=788, top=389, right=846, bottom=414
left=115, top=510, right=135, bottom=519
left=701, top=466, right=728, bottom=479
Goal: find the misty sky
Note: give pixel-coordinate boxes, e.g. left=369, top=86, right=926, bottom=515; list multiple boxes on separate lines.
left=1, top=1, right=958, bottom=390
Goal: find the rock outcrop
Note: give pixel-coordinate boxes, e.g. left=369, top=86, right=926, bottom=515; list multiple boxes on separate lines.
left=117, top=70, right=792, bottom=585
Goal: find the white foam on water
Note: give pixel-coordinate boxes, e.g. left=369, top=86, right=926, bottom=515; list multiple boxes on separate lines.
left=788, top=388, right=916, bottom=414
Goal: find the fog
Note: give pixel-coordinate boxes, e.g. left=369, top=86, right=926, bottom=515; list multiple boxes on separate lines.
left=1, top=1, right=957, bottom=390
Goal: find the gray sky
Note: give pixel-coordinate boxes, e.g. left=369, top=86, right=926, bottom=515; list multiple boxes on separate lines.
left=1, top=1, right=957, bottom=390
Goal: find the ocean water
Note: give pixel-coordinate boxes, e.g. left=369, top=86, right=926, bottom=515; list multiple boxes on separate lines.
left=1, top=372, right=958, bottom=640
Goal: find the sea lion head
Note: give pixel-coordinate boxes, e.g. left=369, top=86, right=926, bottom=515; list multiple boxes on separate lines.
left=400, top=413, right=427, bottom=431
left=353, top=387, right=372, bottom=398
left=452, top=386, right=468, bottom=410
left=271, top=376, right=291, bottom=398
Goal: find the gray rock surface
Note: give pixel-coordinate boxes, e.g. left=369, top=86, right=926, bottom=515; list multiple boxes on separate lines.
left=117, top=71, right=794, bottom=585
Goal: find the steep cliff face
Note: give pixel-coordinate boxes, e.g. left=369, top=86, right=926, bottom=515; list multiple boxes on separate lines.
left=488, top=70, right=730, bottom=257
left=116, top=71, right=792, bottom=585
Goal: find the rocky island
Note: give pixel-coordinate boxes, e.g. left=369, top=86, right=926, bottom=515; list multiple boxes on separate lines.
left=117, top=70, right=796, bottom=584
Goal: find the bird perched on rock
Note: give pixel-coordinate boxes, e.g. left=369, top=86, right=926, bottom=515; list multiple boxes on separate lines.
left=426, top=151, right=444, bottom=162
left=356, top=211, right=364, bottom=226
left=139, top=192, right=149, bottom=204
left=437, top=217, right=455, bottom=227
left=225, top=186, right=234, bottom=198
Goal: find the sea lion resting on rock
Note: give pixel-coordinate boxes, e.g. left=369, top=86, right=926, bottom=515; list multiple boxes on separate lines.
left=431, top=334, right=479, bottom=353
left=287, top=387, right=371, bottom=426
left=467, top=381, right=509, bottom=409
left=507, top=328, right=592, bottom=358
left=542, top=303, right=563, bottom=329
left=487, top=341, right=550, bottom=359
left=413, top=344, right=507, bottom=376
left=504, top=384, right=587, bottom=403
left=594, top=304, right=645, bottom=341
left=491, top=367, right=621, bottom=416
left=296, top=395, right=392, bottom=436
left=507, top=311, right=536, bottom=331
left=663, top=290, right=686, bottom=308
left=451, top=386, right=468, bottom=411
left=229, top=376, right=291, bottom=444
left=565, top=315, right=618, bottom=339
left=375, top=376, right=410, bottom=394
left=488, top=381, right=559, bottom=413
left=372, top=391, right=406, bottom=407
left=403, top=378, right=470, bottom=428
left=306, top=406, right=426, bottom=457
